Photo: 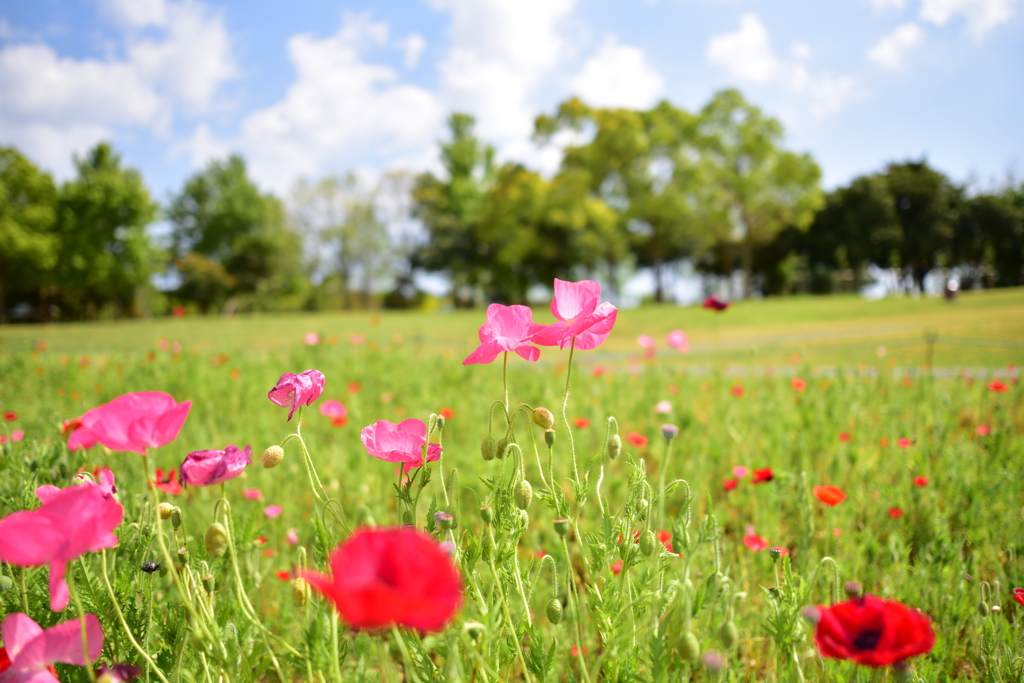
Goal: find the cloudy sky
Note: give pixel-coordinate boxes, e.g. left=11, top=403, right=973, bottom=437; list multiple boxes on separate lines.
left=1, top=0, right=1021, bottom=199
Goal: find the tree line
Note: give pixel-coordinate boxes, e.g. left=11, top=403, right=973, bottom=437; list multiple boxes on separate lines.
left=1, top=89, right=1022, bottom=322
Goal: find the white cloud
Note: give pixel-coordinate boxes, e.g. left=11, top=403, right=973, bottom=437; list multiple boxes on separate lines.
left=867, top=22, right=925, bottom=70
left=706, top=13, right=779, bottom=83
left=790, top=41, right=813, bottom=60
left=401, top=33, right=426, bottom=68
left=868, top=0, right=907, bottom=12
left=569, top=35, right=665, bottom=109
left=920, top=0, right=1018, bottom=38
left=100, top=0, right=167, bottom=27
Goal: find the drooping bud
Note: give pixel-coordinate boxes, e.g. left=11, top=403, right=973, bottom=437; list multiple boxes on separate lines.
left=532, top=407, right=555, bottom=429
left=495, top=437, right=509, bottom=460
left=717, top=621, right=738, bottom=649
left=639, top=530, right=656, bottom=556
left=262, top=445, right=284, bottom=468
left=292, top=577, right=309, bottom=606
left=661, top=423, right=679, bottom=441
left=677, top=631, right=701, bottom=666
left=158, top=503, right=175, bottom=520
left=480, top=505, right=493, bottom=525
left=464, top=621, right=485, bottom=641
left=553, top=517, right=570, bottom=537
left=546, top=598, right=563, bottom=624
left=480, top=435, right=498, bottom=462
left=844, top=581, right=863, bottom=598
left=205, top=522, right=229, bottom=558
left=435, top=511, right=455, bottom=531
left=544, top=429, right=556, bottom=447
left=515, top=480, right=533, bottom=510
left=607, top=434, right=622, bottom=460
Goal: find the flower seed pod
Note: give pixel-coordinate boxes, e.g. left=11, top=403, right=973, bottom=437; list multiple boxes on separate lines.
left=292, top=577, right=309, bottom=606
left=157, top=502, right=175, bottom=520
left=480, top=505, right=493, bottom=525
left=262, top=445, right=284, bottom=468
left=202, top=573, right=215, bottom=593
left=677, top=631, right=701, bottom=666
left=532, top=407, right=555, bottom=430
left=481, top=529, right=494, bottom=562
left=176, top=547, right=189, bottom=566
left=717, top=621, right=738, bottom=649
left=464, top=621, right=485, bottom=641
left=481, top=435, right=497, bottom=462
left=544, top=429, right=556, bottom=447
left=553, top=517, right=570, bottom=537
left=515, top=480, right=533, bottom=510
left=495, top=437, right=509, bottom=460
left=546, top=598, right=563, bottom=624
left=844, top=581, right=863, bottom=598
left=205, top=522, right=229, bottom=558
left=607, top=434, right=622, bottom=460
left=639, top=529, right=656, bottom=556
left=170, top=509, right=182, bottom=530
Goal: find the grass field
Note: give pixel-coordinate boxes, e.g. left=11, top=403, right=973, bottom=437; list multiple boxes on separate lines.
left=0, top=289, right=1022, bottom=682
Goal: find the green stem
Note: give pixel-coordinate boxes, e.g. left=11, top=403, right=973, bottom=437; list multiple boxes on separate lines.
left=559, top=537, right=593, bottom=683
left=560, top=338, right=581, bottom=485
left=488, top=557, right=534, bottom=683
left=658, top=436, right=674, bottom=529
left=331, top=610, right=343, bottom=683
left=390, top=626, right=423, bottom=683
left=18, top=566, right=29, bottom=614
left=66, top=565, right=97, bottom=683
left=502, top=352, right=510, bottom=426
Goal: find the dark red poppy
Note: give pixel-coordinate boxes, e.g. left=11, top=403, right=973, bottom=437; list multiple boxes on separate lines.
left=150, top=468, right=182, bottom=496
left=724, top=478, right=739, bottom=491
left=1013, top=588, right=1024, bottom=606
left=988, top=380, right=1008, bottom=393
left=813, top=485, right=847, bottom=506
left=626, top=431, right=648, bottom=448
left=888, top=507, right=903, bottom=518
left=912, top=476, right=928, bottom=488
left=752, top=468, right=774, bottom=484
left=2, top=411, right=16, bottom=422
left=302, top=527, right=463, bottom=632
left=814, top=595, right=935, bottom=667
left=703, top=296, right=730, bottom=312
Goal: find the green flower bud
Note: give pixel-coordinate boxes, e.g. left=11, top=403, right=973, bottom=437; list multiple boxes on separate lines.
left=202, top=573, right=215, bottom=593
left=718, top=621, right=738, bottom=649
left=495, top=437, right=509, bottom=460
left=978, top=601, right=990, bottom=617
left=157, top=502, right=175, bottom=520
left=436, top=415, right=446, bottom=431
left=402, top=510, right=414, bottom=525
left=677, top=631, right=701, bottom=666
left=0, top=575, right=13, bottom=593
left=205, top=522, right=229, bottom=558
left=546, top=598, right=563, bottom=624
left=262, top=445, right=284, bottom=468
left=639, top=529, right=656, bottom=556
left=480, top=505, right=493, bottom=525
left=553, top=517, right=570, bottom=537
left=515, top=480, right=533, bottom=510
left=607, top=434, right=622, bottom=460
left=844, top=581, right=863, bottom=598
left=293, top=577, right=309, bottom=606
left=170, top=509, right=182, bottom=530
left=532, top=407, right=555, bottom=429
left=176, top=547, right=189, bottom=566
left=481, top=435, right=497, bottom=462
left=544, top=429, right=556, bottom=447
left=464, top=621, right=485, bottom=641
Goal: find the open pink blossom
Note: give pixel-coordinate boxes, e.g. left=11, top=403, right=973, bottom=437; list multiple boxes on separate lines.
left=268, top=369, right=326, bottom=421
left=360, top=419, right=442, bottom=473
left=732, top=465, right=749, bottom=479
left=319, top=400, right=347, bottom=420
left=667, top=330, right=690, bottom=353
left=463, top=304, right=545, bottom=365
left=0, top=474, right=123, bottom=610
left=654, top=401, right=672, bottom=415
left=78, top=392, right=191, bottom=455
left=0, top=612, right=104, bottom=682
left=286, top=528, right=300, bottom=545
left=264, top=505, right=282, bottom=518
left=179, top=444, right=252, bottom=487
left=243, top=488, right=263, bottom=501
left=637, top=335, right=656, bottom=359
left=531, top=279, right=618, bottom=350
left=742, top=525, right=769, bottom=552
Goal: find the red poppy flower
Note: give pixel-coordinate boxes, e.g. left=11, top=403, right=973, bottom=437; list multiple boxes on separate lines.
left=813, top=485, right=847, bottom=506
left=703, top=296, right=730, bottom=312
left=151, top=468, right=182, bottom=496
left=331, top=416, right=348, bottom=427
left=988, top=380, right=1008, bottom=393
left=1013, top=588, right=1024, bottom=606
left=574, top=417, right=590, bottom=429
left=302, top=527, right=463, bottom=632
left=723, top=478, right=739, bottom=491
left=743, top=529, right=769, bottom=552
left=571, top=645, right=589, bottom=657
left=888, top=507, right=903, bottom=518
left=656, top=530, right=672, bottom=550
left=912, top=476, right=928, bottom=488
left=626, top=431, right=648, bottom=448
left=592, top=366, right=606, bottom=378
left=2, top=411, right=16, bottom=422
left=838, top=432, right=851, bottom=442
left=791, top=377, right=807, bottom=392
left=262, top=549, right=276, bottom=558
left=276, top=570, right=292, bottom=581
left=439, top=407, right=455, bottom=420
left=752, top=468, right=774, bottom=484
left=879, top=438, right=890, bottom=447
left=901, top=377, right=913, bottom=388
left=975, top=425, right=990, bottom=436
left=610, top=560, right=624, bottom=576
left=254, top=535, right=268, bottom=546
left=814, top=595, right=935, bottom=667
left=730, top=385, right=745, bottom=398
left=347, top=382, right=362, bottom=394
left=896, top=438, right=913, bottom=449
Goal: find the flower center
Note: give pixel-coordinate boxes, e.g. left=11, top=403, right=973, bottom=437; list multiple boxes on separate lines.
left=852, top=629, right=882, bottom=651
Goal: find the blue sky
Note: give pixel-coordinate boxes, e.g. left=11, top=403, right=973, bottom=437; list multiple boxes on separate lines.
left=1, top=0, right=1021, bottom=200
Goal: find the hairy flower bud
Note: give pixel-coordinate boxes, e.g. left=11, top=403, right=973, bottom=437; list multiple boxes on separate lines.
left=205, top=522, right=229, bottom=558
left=176, top=547, right=189, bottom=566
left=436, top=415, right=446, bottom=431
left=546, top=598, right=563, bottom=624
left=293, top=577, right=309, bottom=606
left=495, top=437, right=509, bottom=460
left=435, top=511, right=454, bottom=531
left=607, top=434, right=622, bottom=460
left=639, top=529, right=656, bottom=556
left=481, top=435, right=497, bottom=462
left=170, top=509, right=182, bottom=530
left=677, top=631, right=701, bottom=666
left=718, top=621, right=738, bottom=649
left=515, top=480, right=533, bottom=510
left=262, top=445, right=284, bottom=468
left=544, top=429, right=556, bottom=447
left=661, top=423, right=679, bottom=441
left=0, top=575, right=13, bottom=593
left=978, top=601, right=990, bottom=617
left=553, top=517, right=570, bottom=537
left=532, top=407, right=555, bottom=429
left=158, top=503, right=175, bottom=520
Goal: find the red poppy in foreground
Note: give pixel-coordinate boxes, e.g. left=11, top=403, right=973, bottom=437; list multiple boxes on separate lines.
left=752, top=468, right=774, bottom=484
left=1013, top=588, right=1024, bottom=606
left=626, top=431, right=648, bottom=448
left=813, top=485, right=847, bottom=507
left=814, top=595, right=935, bottom=667
left=988, top=379, right=1008, bottom=393
left=302, top=527, right=462, bottom=632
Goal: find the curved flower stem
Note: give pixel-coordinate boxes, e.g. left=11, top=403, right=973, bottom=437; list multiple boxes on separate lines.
left=559, top=338, right=580, bottom=485
left=99, top=550, right=172, bottom=683
left=66, top=565, right=97, bottom=683
left=284, top=407, right=352, bottom=536
left=435, top=421, right=449, bottom=507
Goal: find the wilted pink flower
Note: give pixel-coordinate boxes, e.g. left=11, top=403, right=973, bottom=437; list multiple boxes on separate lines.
left=666, top=330, right=690, bottom=353
left=243, top=488, right=263, bottom=501
left=0, top=612, right=104, bottom=682
left=637, top=334, right=656, bottom=359
left=463, top=304, right=544, bottom=365
left=286, top=528, right=300, bottom=545
left=78, top=392, right=191, bottom=455
left=304, top=332, right=321, bottom=346
left=0, top=474, right=123, bottom=610
left=319, top=400, right=347, bottom=420
left=654, top=400, right=672, bottom=414
left=360, top=419, right=442, bottom=473
left=268, top=369, right=326, bottom=420
left=532, top=279, right=618, bottom=350
left=264, top=505, right=283, bottom=519
left=179, top=444, right=252, bottom=487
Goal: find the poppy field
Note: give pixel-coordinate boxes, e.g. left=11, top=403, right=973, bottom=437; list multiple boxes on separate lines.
left=0, top=285, right=1022, bottom=683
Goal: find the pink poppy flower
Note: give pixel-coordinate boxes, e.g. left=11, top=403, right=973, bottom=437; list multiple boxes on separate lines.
left=78, top=392, right=191, bottom=455
left=666, top=330, right=690, bottom=353
left=654, top=400, right=672, bottom=415
left=286, top=528, right=300, bottom=545
left=897, top=437, right=913, bottom=449
left=976, top=425, right=990, bottom=436
left=743, top=526, right=768, bottom=552
left=463, top=303, right=544, bottom=365
left=268, top=369, right=326, bottom=421
left=531, top=279, right=618, bottom=350
left=637, top=334, right=656, bottom=359
left=319, top=400, right=347, bottom=421
left=265, top=505, right=283, bottom=519
left=179, top=444, right=252, bottom=487
left=360, top=419, right=442, bottom=473
left=0, top=473, right=122, bottom=610
left=732, top=465, right=749, bottom=479
left=304, top=332, right=321, bottom=346
left=0, top=612, right=104, bottom=682
left=10, top=430, right=24, bottom=442
left=243, top=488, right=263, bottom=501
left=703, top=296, right=730, bottom=312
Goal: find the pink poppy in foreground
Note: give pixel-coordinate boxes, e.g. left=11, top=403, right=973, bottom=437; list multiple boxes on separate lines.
left=361, top=419, right=442, bottom=473
left=79, top=392, right=192, bottom=455
left=637, top=334, right=656, bottom=359
left=976, top=425, right=990, bottom=436
left=264, top=505, right=283, bottom=518
left=702, top=296, right=730, bottom=312
left=269, top=369, right=325, bottom=421
left=0, top=474, right=122, bottom=610
left=0, top=612, right=104, bottom=682
left=666, top=329, right=690, bottom=353
left=791, top=377, right=807, bottom=392
left=988, top=379, right=1008, bottom=393
left=319, top=400, right=347, bottom=422
left=531, top=279, right=618, bottom=351
left=179, top=444, right=252, bottom=487
left=743, top=526, right=769, bottom=552
left=463, top=304, right=545, bottom=365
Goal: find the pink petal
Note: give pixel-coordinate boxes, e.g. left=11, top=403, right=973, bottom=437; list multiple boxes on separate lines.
left=0, top=511, right=65, bottom=565
left=67, top=427, right=98, bottom=451
left=30, top=614, right=103, bottom=668
left=462, top=340, right=503, bottom=365
left=12, top=429, right=24, bottom=442
left=264, top=505, right=283, bottom=518
left=530, top=321, right=572, bottom=347
left=550, top=279, right=600, bottom=322
left=568, top=303, right=618, bottom=350
left=2, top=613, right=44, bottom=662
left=637, top=335, right=655, bottom=349
left=513, top=345, right=540, bottom=362
left=666, top=330, right=690, bottom=352
left=35, top=486, right=61, bottom=504
left=48, top=561, right=69, bottom=611
left=319, top=400, right=347, bottom=419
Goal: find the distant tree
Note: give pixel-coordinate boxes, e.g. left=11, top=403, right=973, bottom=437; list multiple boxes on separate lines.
left=55, top=143, right=157, bottom=319
left=168, top=155, right=304, bottom=313
left=0, top=147, right=58, bottom=322
left=952, top=193, right=1024, bottom=287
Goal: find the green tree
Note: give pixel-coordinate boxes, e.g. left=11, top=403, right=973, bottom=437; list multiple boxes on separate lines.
left=55, top=142, right=157, bottom=319
left=952, top=193, right=1024, bottom=287
left=0, top=147, right=58, bottom=322
left=168, top=155, right=304, bottom=313
left=697, top=89, right=823, bottom=297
